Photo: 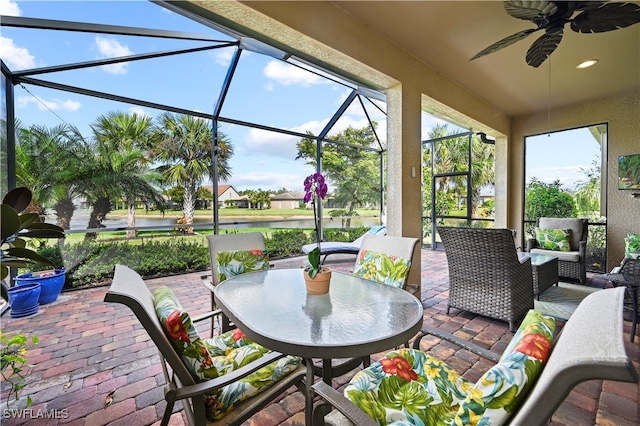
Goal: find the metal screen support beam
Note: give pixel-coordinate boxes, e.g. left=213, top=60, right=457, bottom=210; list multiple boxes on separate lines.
left=211, top=47, right=242, bottom=235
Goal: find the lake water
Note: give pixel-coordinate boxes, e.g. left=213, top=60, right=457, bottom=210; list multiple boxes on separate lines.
left=64, top=210, right=380, bottom=232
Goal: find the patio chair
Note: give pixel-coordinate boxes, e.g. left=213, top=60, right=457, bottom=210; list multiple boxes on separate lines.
left=302, top=225, right=386, bottom=264
left=526, top=217, right=589, bottom=284
left=324, top=233, right=420, bottom=378
left=202, top=232, right=270, bottom=335
left=438, top=227, right=533, bottom=331
left=104, top=265, right=307, bottom=426
left=354, top=233, right=419, bottom=293
left=312, top=286, right=638, bottom=426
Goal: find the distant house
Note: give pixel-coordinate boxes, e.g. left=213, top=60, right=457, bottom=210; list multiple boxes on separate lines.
left=201, top=184, right=241, bottom=208
left=270, top=191, right=307, bottom=209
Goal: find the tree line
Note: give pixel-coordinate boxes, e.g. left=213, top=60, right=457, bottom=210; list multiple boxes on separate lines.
left=14, top=111, right=384, bottom=239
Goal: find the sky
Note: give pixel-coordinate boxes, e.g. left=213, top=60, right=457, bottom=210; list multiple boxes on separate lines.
left=0, top=0, right=601, bottom=193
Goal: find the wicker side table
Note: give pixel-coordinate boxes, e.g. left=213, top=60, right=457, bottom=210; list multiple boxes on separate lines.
left=519, top=252, right=558, bottom=299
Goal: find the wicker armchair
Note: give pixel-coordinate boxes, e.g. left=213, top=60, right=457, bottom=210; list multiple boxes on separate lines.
left=438, top=227, right=534, bottom=331
left=526, top=217, right=588, bottom=284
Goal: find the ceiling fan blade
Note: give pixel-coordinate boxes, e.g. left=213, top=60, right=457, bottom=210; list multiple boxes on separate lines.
left=525, top=28, right=563, bottom=67
left=504, top=1, right=559, bottom=21
left=470, top=28, right=538, bottom=61
left=571, top=2, right=640, bottom=33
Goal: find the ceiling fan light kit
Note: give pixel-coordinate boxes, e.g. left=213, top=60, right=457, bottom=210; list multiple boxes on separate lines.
left=471, top=1, right=640, bottom=68
left=576, top=59, right=599, bottom=68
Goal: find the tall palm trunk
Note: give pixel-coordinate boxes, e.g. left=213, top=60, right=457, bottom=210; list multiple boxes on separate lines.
left=54, top=198, right=76, bottom=230
left=85, top=197, right=111, bottom=241
left=127, top=199, right=137, bottom=238
left=182, top=181, right=196, bottom=233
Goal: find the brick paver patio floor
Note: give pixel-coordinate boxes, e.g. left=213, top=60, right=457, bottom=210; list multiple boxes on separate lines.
left=1, top=249, right=638, bottom=425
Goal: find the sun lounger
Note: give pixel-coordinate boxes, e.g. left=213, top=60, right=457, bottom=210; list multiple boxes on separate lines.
left=301, top=225, right=386, bottom=264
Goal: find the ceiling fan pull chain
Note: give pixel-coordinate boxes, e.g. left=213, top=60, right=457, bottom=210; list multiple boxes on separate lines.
left=547, top=56, right=551, bottom=136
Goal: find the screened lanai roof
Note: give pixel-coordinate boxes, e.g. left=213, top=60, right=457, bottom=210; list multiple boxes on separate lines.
left=1, top=0, right=393, bottom=232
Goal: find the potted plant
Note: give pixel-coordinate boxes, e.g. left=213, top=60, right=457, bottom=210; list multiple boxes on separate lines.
left=1, top=187, right=66, bottom=310
left=302, top=172, right=332, bottom=294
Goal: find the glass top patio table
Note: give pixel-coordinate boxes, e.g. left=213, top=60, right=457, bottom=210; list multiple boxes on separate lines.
left=213, top=268, right=424, bottom=361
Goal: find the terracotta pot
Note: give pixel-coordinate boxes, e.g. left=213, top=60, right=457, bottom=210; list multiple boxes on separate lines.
left=303, top=268, right=332, bottom=295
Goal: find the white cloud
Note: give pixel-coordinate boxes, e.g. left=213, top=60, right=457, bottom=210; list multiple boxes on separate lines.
left=128, top=106, right=151, bottom=118
left=244, top=128, right=302, bottom=160
left=0, top=36, right=35, bottom=70
left=244, top=114, right=387, bottom=160
left=16, top=95, right=81, bottom=112
left=94, top=36, right=132, bottom=75
left=0, top=0, right=21, bottom=16
left=263, top=60, right=324, bottom=87
left=526, top=165, right=587, bottom=189
left=210, top=48, right=234, bottom=66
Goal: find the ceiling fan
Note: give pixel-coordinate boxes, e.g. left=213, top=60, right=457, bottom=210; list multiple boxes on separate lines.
left=471, top=1, right=640, bottom=68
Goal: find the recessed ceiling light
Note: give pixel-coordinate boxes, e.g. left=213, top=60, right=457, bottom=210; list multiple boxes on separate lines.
left=576, top=59, right=598, bottom=69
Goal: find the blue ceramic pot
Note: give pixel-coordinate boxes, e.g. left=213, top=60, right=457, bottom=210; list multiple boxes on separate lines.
left=7, top=283, right=41, bottom=317
left=15, top=269, right=66, bottom=304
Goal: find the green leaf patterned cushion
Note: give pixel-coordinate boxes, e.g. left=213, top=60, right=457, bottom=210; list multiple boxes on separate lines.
left=344, top=348, right=472, bottom=425
left=154, top=286, right=220, bottom=382
left=353, top=249, right=411, bottom=288
left=216, top=249, right=269, bottom=282
left=344, top=311, right=555, bottom=426
left=625, top=233, right=640, bottom=258
left=453, top=310, right=555, bottom=425
left=153, top=286, right=303, bottom=422
left=535, top=228, right=572, bottom=252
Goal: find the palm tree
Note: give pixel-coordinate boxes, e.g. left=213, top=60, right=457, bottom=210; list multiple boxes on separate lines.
left=91, top=111, right=159, bottom=237
left=152, top=113, right=233, bottom=232
left=15, top=122, right=86, bottom=225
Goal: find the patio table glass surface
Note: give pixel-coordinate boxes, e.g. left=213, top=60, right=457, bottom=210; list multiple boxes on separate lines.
left=213, top=268, right=424, bottom=361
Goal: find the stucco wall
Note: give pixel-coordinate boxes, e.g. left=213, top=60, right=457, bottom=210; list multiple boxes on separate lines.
left=511, top=91, right=640, bottom=269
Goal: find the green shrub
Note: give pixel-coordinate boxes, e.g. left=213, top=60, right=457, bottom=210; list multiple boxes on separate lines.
left=266, top=229, right=310, bottom=258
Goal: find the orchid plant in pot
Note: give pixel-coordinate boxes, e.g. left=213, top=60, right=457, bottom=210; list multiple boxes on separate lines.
left=302, top=172, right=331, bottom=294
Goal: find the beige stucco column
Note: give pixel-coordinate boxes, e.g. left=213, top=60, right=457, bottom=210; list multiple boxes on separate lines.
left=386, top=83, right=423, bottom=293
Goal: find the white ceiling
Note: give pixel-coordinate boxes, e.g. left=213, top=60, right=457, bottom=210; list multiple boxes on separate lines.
left=331, top=1, right=640, bottom=117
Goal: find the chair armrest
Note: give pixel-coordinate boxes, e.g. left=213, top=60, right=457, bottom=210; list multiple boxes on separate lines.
left=166, top=351, right=289, bottom=401
left=201, top=274, right=215, bottom=293
left=578, top=240, right=587, bottom=256
left=525, top=238, right=538, bottom=252
left=191, top=308, right=223, bottom=324
left=312, top=381, right=378, bottom=426
left=412, top=325, right=501, bottom=363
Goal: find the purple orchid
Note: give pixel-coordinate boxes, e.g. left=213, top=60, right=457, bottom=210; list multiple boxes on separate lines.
left=303, top=172, right=328, bottom=278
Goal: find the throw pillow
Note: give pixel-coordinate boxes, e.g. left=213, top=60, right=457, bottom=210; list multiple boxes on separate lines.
left=453, top=310, right=556, bottom=425
left=625, top=233, right=640, bottom=258
left=353, top=249, right=411, bottom=288
left=535, top=228, right=572, bottom=252
left=216, top=249, right=269, bottom=282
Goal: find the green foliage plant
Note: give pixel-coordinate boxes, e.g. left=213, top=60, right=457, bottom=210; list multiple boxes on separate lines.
left=525, top=178, right=577, bottom=224
left=1, top=187, right=66, bottom=280
left=0, top=332, right=38, bottom=407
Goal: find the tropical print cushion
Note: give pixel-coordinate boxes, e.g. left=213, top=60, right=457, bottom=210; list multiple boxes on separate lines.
left=535, top=228, right=572, bottom=252
left=216, top=249, right=269, bottom=282
left=353, top=249, right=411, bottom=288
left=153, top=286, right=303, bottom=422
left=154, top=286, right=219, bottom=381
left=625, top=233, right=640, bottom=258
left=453, top=310, right=555, bottom=425
left=344, top=348, right=472, bottom=425
left=344, top=311, right=555, bottom=426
